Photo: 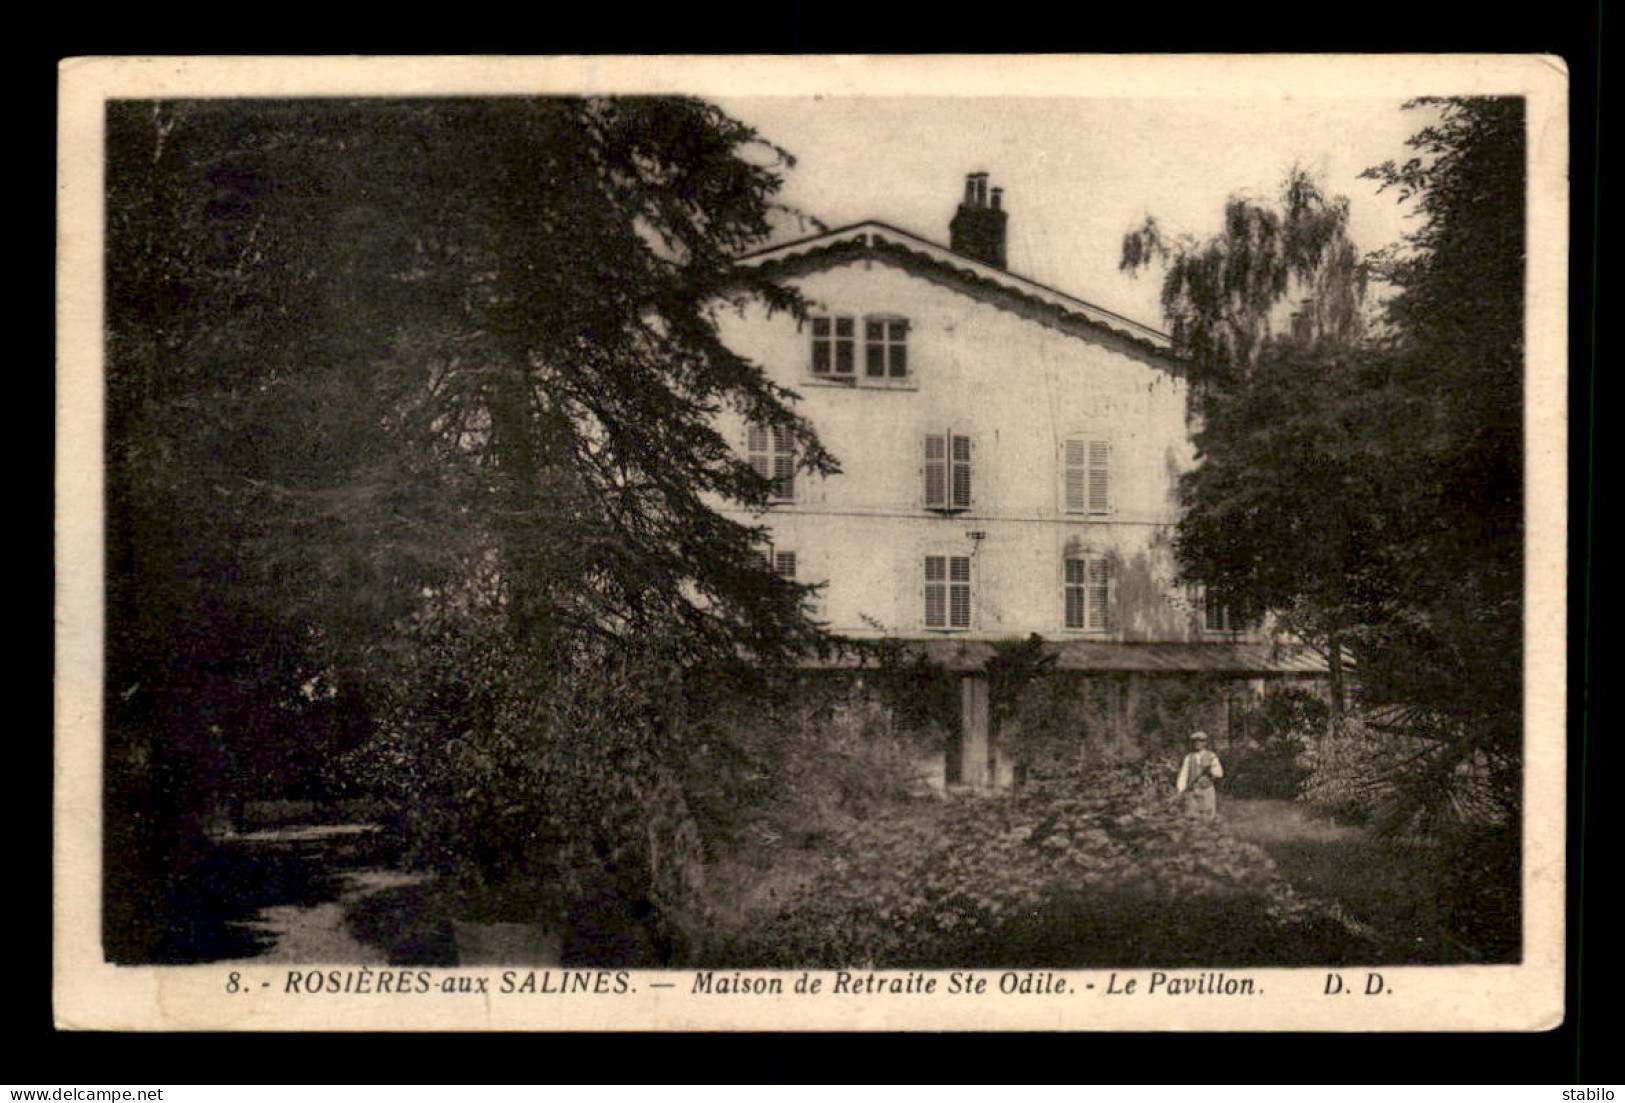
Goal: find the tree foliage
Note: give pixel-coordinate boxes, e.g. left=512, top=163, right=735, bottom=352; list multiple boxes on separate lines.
left=1122, top=99, right=1526, bottom=853
left=1123, top=166, right=1373, bottom=711
left=1121, top=168, right=1367, bottom=391
left=1357, top=97, right=1525, bottom=731
left=104, top=97, right=833, bottom=960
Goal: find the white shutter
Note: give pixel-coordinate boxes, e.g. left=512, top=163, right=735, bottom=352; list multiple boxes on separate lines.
left=1087, top=440, right=1111, bottom=514
left=951, top=435, right=973, bottom=509
left=949, top=555, right=972, bottom=628
left=746, top=424, right=771, bottom=481
left=1088, top=557, right=1113, bottom=631
left=923, top=554, right=947, bottom=627
left=1064, top=557, right=1087, bottom=628
left=771, top=427, right=795, bottom=500
left=924, top=434, right=947, bottom=509
left=1064, top=438, right=1088, bottom=513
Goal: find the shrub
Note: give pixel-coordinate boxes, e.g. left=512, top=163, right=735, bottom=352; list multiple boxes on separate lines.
left=1299, top=709, right=1515, bottom=833
left=1435, top=823, right=1520, bottom=962
left=341, top=635, right=716, bottom=965
left=711, top=766, right=1355, bottom=967
left=680, top=670, right=933, bottom=859
left=1223, top=689, right=1326, bottom=800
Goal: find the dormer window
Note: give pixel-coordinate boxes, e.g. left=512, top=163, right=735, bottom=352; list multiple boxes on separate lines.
left=864, top=317, right=909, bottom=379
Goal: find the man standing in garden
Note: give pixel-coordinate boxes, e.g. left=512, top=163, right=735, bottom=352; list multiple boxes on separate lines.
left=1176, top=731, right=1224, bottom=818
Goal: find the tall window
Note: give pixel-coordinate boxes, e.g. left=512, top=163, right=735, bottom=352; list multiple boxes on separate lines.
left=1064, top=436, right=1112, bottom=514
left=864, top=317, right=909, bottom=379
left=924, top=431, right=973, bottom=511
left=772, top=550, right=797, bottom=580
left=811, top=316, right=855, bottom=378
left=747, top=424, right=796, bottom=501
left=924, top=555, right=972, bottom=629
left=1063, top=555, right=1113, bottom=631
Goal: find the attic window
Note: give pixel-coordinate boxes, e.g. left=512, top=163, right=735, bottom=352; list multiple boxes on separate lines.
left=812, top=314, right=911, bottom=384
left=864, top=317, right=909, bottom=379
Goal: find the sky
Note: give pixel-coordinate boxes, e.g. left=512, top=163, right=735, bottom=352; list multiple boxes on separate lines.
left=713, top=95, right=1436, bottom=328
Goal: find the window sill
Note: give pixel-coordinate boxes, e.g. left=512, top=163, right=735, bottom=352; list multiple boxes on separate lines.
left=803, top=375, right=919, bottom=391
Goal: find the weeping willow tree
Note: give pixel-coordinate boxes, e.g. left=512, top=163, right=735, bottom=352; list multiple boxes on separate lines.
left=1121, top=168, right=1367, bottom=393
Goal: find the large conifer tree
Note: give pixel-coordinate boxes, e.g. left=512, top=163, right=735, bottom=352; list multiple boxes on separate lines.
left=104, top=98, right=833, bottom=961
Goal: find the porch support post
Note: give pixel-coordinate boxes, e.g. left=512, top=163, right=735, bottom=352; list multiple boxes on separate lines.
left=959, top=673, right=991, bottom=790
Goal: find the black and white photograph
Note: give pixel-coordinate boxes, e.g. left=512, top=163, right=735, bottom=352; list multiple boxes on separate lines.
left=54, top=55, right=1568, bottom=1031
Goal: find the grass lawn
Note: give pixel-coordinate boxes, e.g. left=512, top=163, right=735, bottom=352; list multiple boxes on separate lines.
left=1223, top=797, right=1470, bottom=963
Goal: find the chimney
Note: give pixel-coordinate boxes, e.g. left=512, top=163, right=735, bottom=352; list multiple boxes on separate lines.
left=949, top=172, right=1008, bottom=268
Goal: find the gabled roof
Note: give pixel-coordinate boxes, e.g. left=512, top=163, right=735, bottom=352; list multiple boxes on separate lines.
left=736, top=221, right=1173, bottom=356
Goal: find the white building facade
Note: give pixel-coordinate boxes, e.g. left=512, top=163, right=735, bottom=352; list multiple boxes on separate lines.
left=717, top=175, right=1323, bottom=786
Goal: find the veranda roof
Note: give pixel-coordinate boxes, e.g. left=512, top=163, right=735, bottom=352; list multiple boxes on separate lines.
left=815, top=639, right=1332, bottom=675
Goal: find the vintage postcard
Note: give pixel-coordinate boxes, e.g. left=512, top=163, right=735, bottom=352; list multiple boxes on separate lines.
left=56, top=54, right=1568, bottom=1031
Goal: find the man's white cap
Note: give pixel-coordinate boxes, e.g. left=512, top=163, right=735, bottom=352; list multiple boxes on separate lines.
left=1189, top=730, right=1209, bottom=742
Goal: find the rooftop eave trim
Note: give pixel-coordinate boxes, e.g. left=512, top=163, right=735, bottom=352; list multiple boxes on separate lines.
left=736, top=221, right=1174, bottom=354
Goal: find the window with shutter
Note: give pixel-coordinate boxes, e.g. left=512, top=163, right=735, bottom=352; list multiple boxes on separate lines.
left=924, top=554, right=972, bottom=629
left=1064, top=436, right=1111, bottom=514
left=773, top=551, right=797, bottom=580
left=924, top=431, right=972, bottom=512
left=1202, top=592, right=1253, bottom=633
left=1064, top=555, right=1113, bottom=631
left=747, top=424, right=795, bottom=501
left=771, top=427, right=795, bottom=501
